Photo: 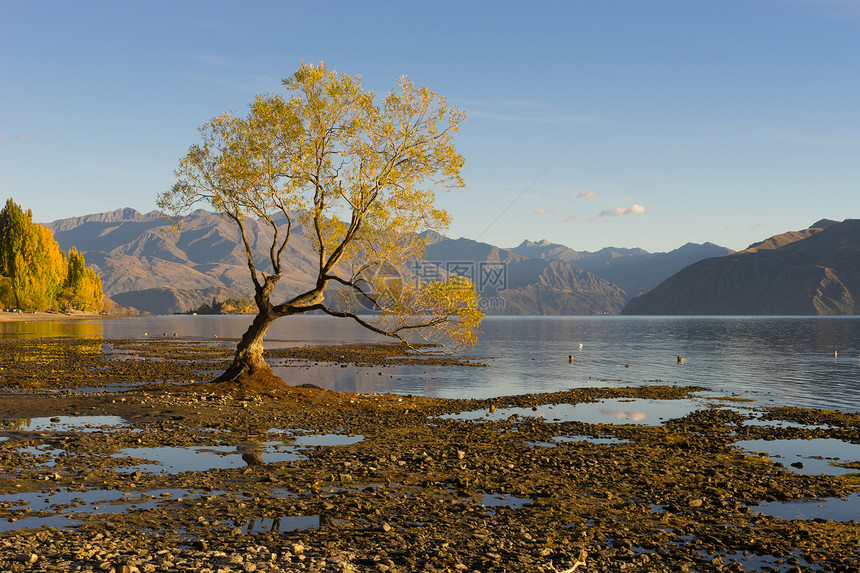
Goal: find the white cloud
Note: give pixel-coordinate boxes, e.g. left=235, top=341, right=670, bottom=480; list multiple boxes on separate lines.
left=552, top=208, right=562, bottom=214
left=577, top=191, right=598, bottom=199
left=564, top=215, right=577, bottom=222
left=750, top=222, right=769, bottom=229
left=534, top=208, right=547, bottom=214
left=599, top=204, right=647, bottom=217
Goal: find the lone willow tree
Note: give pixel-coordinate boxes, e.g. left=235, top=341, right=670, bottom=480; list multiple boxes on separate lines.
left=159, top=63, right=482, bottom=385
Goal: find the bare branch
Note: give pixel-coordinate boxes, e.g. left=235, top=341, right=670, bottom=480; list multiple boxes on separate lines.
left=225, top=211, right=263, bottom=291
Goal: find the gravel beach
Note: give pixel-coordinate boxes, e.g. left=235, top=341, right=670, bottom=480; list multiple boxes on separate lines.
left=1, top=335, right=858, bottom=572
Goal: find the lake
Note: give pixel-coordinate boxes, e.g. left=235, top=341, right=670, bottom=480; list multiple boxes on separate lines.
left=2, top=315, right=860, bottom=412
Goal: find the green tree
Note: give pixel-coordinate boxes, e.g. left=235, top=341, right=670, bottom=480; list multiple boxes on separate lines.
left=0, top=199, right=31, bottom=308
left=159, top=62, right=482, bottom=384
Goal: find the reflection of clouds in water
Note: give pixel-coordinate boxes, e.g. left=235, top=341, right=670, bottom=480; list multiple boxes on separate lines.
left=601, top=409, right=647, bottom=422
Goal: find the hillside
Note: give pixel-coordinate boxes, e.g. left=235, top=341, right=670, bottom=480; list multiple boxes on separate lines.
left=110, top=286, right=248, bottom=316
left=739, top=219, right=837, bottom=253
left=511, top=240, right=734, bottom=299
left=622, top=219, right=860, bottom=315
left=47, top=208, right=732, bottom=315
left=47, top=209, right=317, bottom=313
left=424, top=238, right=626, bottom=315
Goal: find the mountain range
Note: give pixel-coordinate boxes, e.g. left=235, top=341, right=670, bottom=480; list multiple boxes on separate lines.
left=45, top=208, right=734, bottom=315
left=623, top=218, right=859, bottom=315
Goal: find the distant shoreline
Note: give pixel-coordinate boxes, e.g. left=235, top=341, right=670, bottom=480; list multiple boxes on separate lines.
left=0, top=310, right=106, bottom=323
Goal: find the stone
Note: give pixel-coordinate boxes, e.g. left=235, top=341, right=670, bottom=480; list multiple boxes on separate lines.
left=15, top=554, right=38, bottom=565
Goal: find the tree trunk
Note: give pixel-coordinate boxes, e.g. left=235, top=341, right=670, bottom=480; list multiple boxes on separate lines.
left=215, top=310, right=279, bottom=383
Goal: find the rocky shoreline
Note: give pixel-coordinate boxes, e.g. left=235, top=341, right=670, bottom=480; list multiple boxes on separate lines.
left=1, top=337, right=858, bottom=572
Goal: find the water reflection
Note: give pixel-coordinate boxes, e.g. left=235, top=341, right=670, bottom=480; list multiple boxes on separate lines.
left=441, top=398, right=712, bottom=425
left=735, top=438, right=860, bottom=476
left=481, top=493, right=532, bottom=516
left=2, top=315, right=860, bottom=411
left=751, top=493, right=860, bottom=522
left=0, top=488, right=230, bottom=533
left=243, top=515, right=319, bottom=534
left=0, top=320, right=104, bottom=338
left=4, top=416, right=127, bottom=432
left=112, top=442, right=301, bottom=474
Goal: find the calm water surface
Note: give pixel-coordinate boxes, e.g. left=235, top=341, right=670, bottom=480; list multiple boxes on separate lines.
left=3, top=315, right=859, bottom=411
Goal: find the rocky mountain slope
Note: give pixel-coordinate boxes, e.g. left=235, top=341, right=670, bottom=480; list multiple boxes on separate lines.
left=512, top=240, right=733, bottom=299
left=47, top=208, right=316, bottom=313
left=622, top=219, right=859, bottom=315
left=422, top=238, right=626, bottom=315
left=47, top=209, right=731, bottom=315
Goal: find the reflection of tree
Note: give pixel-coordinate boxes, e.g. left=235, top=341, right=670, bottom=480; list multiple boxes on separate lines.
left=0, top=335, right=214, bottom=390
left=0, top=418, right=30, bottom=431
left=12, top=341, right=102, bottom=363
left=0, top=320, right=104, bottom=339
left=0, top=336, right=104, bottom=390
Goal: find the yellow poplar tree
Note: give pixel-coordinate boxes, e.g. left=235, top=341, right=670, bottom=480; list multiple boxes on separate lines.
left=0, top=199, right=66, bottom=310
left=60, top=247, right=104, bottom=311
left=159, top=62, right=482, bottom=385
left=0, top=199, right=103, bottom=312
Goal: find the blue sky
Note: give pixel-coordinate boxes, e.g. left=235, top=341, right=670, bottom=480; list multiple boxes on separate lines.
left=1, top=0, right=858, bottom=253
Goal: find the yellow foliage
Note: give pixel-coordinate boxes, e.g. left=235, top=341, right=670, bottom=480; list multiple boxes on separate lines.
left=160, top=63, right=481, bottom=353
left=0, top=199, right=103, bottom=312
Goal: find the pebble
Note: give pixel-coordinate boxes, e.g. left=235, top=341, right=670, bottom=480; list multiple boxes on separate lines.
left=1, top=337, right=858, bottom=572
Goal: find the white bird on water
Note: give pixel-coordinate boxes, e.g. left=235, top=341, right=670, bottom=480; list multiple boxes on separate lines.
left=579, top=343, right=583, bottom=350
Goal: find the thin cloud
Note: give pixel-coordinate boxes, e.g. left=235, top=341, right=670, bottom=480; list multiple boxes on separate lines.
left=188, top=73, right=281, bottom=94
left=600, top=204, right=647, bottom=217
left=750, top=222, right=769, bottom=229
left=577, top=191, right=598, bottom=199
left=466, top=109, right=594, bottom=123
left=0, top=134, right=31, bottom=141
left=534, top=208, right=547, bottom=215
left=564, top=215, right=577, bottom=222
left=552, top=208, right=562, bottom=214
left=457, top=98, right=550, bottom=110
left=460, top=99, right=599, bottom=124
left=191, top=54, right=234, bottom=67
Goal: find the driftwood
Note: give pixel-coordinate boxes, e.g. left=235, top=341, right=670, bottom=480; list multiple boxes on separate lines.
left=547, top=549, right=587, bottom=572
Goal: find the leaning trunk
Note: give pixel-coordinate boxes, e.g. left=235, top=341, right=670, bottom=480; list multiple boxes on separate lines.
left=215, top=310, right=278, bottom=383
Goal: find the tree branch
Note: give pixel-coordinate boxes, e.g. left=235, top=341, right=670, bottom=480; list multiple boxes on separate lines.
left=226, top=211, right=263, bottom=291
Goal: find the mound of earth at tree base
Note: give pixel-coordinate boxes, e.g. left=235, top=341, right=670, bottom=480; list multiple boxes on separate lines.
left=0, top=336, right=859, bottom=572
